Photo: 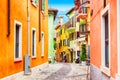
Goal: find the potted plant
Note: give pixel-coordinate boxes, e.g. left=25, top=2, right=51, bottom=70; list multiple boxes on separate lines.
left=80, top=44, right=87, bottom=65
left=79, top=20, right=87, bottom=26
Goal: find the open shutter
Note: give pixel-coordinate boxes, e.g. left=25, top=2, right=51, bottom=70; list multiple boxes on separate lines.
left=35, top=0, right=39, bottom=6
left=42, top=0, right=45, bottom=12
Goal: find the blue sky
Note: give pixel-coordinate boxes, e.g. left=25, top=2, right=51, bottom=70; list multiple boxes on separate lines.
left=48, top=0, right=74, bottom=23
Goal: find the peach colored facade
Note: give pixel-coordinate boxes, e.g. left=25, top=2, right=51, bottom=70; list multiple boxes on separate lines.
left=0, top=0, right=48, bottom=78
left=90, top=0, right=118, bottom=80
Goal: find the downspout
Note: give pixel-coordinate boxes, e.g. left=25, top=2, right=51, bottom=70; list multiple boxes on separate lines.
left=39, top=0, right=41, bottom=41
left=7, top=0, right=10, bottom=37
left=24, top=0, right=31, bottom=75
left=27, top=0, right=30, bottom=55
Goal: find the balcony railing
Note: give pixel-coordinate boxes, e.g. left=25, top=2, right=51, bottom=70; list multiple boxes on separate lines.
left=68, top=16, right=76, bottom=28
left=79, top=24, right=90, bottom=35
left=81, top=0, right=90, bottom=7
left=77, top=7, right=87, bottom=19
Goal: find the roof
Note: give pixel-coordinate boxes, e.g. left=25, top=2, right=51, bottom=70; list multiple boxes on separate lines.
left=55, top=21, right=70, bottom=30
left=54, top=24, right=61, bottom=30
left=66, top=7, right=75, bottom=15
left=48, top=8, right=58, bottom=20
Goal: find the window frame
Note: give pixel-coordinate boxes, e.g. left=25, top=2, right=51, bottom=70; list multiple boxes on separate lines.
left=31, top=0, right=39, bottom=7
left=101, top=3, right=110, bottom=76
left=14, top=20, right=22, bottom=62
left=32, top=28, right=36, bottom=58
left=117, top=0, right=120, bottom=77
left=41, top=0, right=46, bottom=13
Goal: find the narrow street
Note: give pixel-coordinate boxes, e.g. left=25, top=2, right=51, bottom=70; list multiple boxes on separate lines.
left=10, top=63, right=90, bottom=80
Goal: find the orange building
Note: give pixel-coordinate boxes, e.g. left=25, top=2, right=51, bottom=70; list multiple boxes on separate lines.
left=90, top=0, right=119, bottom=80
left=0, top=0, right=48, bottom=79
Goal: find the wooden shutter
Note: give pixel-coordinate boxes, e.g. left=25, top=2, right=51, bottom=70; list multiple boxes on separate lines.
left=42, top=0, right=45, bottom=12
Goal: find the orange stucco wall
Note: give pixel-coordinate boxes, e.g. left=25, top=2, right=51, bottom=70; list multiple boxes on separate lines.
left=90, top=0, right=117, bottom=78
left=0, top=0, right=48, bottom=78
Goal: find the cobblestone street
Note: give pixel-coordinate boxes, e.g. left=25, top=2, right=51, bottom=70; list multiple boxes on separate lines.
left=6, top=63, right=90, bottom=80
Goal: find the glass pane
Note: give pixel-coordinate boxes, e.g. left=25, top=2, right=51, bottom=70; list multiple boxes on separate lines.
left=15, top=25, right=19, bottom=58
left=104, top=13, right=109, bottom=68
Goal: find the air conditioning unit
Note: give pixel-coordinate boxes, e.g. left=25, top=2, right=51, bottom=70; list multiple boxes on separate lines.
left=24, top=55, right=31, bottom=75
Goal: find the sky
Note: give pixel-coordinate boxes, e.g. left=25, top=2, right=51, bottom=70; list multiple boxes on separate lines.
left=48, top=0, right=74, bottom=24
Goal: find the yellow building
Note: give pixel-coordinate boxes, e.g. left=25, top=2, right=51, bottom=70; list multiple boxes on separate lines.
left=55, top=17, right=70, bottom=62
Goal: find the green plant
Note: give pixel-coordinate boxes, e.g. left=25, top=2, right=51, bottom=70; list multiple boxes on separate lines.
left=54, top=41, right=56, bottom=50
left=79, top=20, right=87, bottom=26
left=80, top=44, right=87, bottom=61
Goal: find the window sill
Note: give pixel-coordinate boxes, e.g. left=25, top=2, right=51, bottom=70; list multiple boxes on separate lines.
left=41, top=55, right=44, bottom=58
left=100, top=66, right=110, bottom=76
left=41, top=11, right=45, bottom=14
left=32, top=2, right=37, bottom=7
left=14, top=58, right=22, bottom=62
left=32, top=56, right=36, bottom=59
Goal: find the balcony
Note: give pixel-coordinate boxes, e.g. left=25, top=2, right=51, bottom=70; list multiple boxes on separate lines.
left=77, top=7, right=87, bottom=19
left=75, top=36, right=86, bottom=42
left=67, top=17, right=76, bottom=33
left=80, top=0, right=90, bottom=7
left=79, top=24, right=90, bottom=35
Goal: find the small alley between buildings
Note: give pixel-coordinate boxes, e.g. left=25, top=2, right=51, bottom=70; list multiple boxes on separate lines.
left=1, top=0, right=120, bottom=80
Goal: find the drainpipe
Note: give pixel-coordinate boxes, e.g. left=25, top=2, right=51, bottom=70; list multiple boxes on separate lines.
left=27, top=0, right=30, bottom=55
left=7, top=0, right=10, bottom=37
left=39, top=0, right=41, bottom=41
left=24, top=0, right=31, bottom=75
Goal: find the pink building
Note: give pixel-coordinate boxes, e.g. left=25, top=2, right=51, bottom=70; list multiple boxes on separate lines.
left=90, top=0, right=120, bottom=80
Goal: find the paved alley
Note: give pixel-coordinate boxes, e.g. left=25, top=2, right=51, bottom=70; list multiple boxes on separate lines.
left=6, top=63, right=90, bottom=80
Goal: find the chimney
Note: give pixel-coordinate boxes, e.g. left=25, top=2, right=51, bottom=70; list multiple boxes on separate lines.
left=59, top=16, right=63, bottom=24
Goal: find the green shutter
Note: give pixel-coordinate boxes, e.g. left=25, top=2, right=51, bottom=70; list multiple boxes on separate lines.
left=61, top=29, right=62, bottom=34
left=35, top=0, right=38, bottom=6
left=42, top=0, right=45, bottom=12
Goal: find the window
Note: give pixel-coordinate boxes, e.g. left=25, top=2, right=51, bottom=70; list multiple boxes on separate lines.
left=41, top=32, right=44, bottom=56
left=104, top=14, right=109, bottom=68
left=32, top=0, right=39, bottom=7
left=104, top=0, right=106, bottom=7
left=77, top=31, right=80, bottom=38
left=60, top=29, right=62, bottom=35
left=42, top=0, right=45, bottom=12
left=82, top=7, right=87, bottom=13
left=60, top=40, right=62, bottom=47
left=101, top=4, right=110, bottom=76
left=14, top=20, right=22, bottom=61
left=63, top=39, right=66, bottom=46
left=71, top=16, right=76, bottom=27
left=70, top=33, right=74, bottom=40
left=32, top=28, right=36, bottom=58
left=67, top=39, right=70, bottom=46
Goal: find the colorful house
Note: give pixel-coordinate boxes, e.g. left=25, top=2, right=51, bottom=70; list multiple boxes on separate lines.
left=48, top=8, right=58, bottom=63
left=55, top=17, right=71, bottom=62
left=54, top=23, right=61, bottom=62
left=66, top=8, right=77, bottom=62
left=90, top=0, right=120, bottom=80
left=74, top=0, right=90, bottom=59
left=0, top=0, right=48, bottom=79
